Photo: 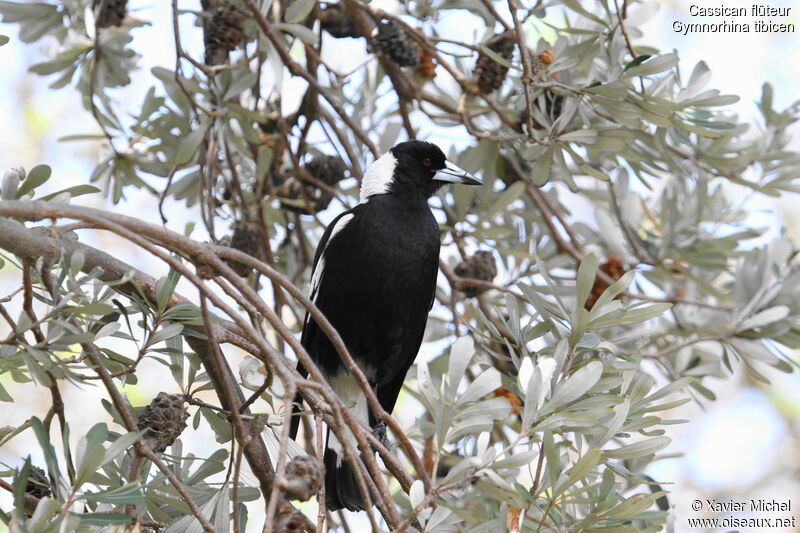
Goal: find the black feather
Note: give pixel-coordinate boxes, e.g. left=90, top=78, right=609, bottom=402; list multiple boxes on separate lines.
left=296, top=141, right=478, bottom=511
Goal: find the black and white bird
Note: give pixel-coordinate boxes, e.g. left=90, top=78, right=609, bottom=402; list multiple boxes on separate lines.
left=292, top=140, right=481, bottom=511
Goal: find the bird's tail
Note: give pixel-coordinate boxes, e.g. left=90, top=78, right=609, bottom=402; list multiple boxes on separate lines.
left=323, top=440, right=366, bottom=512
left=321, top=372, right=373, bottom=511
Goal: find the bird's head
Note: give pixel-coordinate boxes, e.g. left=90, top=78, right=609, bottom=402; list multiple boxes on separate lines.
left=360, top=140, right=481, bottom=202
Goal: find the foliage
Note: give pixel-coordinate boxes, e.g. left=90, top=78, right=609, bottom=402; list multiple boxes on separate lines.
left=0, top=0, right=799, bottom=532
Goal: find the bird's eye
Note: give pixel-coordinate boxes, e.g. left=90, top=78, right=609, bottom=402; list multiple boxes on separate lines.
left=422, top=158, right=432, bottom=167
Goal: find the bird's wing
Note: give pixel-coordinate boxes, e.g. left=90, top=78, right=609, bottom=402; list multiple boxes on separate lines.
left=302, top=207, right=359, bottom=340
left=294, top=207, right=358, bottom=438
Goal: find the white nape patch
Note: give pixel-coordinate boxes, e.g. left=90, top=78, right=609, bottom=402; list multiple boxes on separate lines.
left=326, top=372, right=370, bottom=465
left=359, top=152, right=397, bottom=203
left=308, top=213, right=354, bottom=304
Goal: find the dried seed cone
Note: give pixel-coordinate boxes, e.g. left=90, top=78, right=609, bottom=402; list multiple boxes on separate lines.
left=319, top=4, right=361, bottom=38
left=204, top=4, right=245, bottom=66
left=306, top=154, right=346, bottom=186
left=225, top=222, right=264, bottom=276
left=93, top=0, right=128, bottom=28
left=274, top=500, right=313, bottom=532
left=455, top=251, right=497, bottom=297
left=373, top=20, right=419, bottom=67
left=282, top=456, right=324, bottom=501
left=25, top=466, right=51, bottom=499
left=136, top=393, right=190, bottom=453
left=474, top=32, right=515, bottom=95
left=278, top=155, right=346, bottom=214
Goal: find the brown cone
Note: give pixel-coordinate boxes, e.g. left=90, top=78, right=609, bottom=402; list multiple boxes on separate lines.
left=474, top=32, right=515, bottom=95
left=224, top=222, right=264, bottom=276
left=282, top=456, right=324, bottom=501
left=372, top=19, right=419, bottom=67
left=454, top=251, right=498, bottom=297
left=93, top=0, right=128, bottom=28
left=319, top=4, right=361, bottom=38
left=136, top=393, right=190, bottom=454
left=204, top=4, right=245, bottom=66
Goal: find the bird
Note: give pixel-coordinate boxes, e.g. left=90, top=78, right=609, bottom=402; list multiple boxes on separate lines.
left=290, top=140, right=481, bottom=511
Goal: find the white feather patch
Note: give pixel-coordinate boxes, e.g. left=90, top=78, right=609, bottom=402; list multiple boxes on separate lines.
left=326, top=371, right=370, bottom=465
left=309, top=213, right=354, bottom=303
left=359, top=152, right=397, bottom=203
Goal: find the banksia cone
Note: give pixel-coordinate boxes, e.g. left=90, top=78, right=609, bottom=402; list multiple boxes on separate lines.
left=25, top=466, right=51, bottom=499
left=23, top=465, right=50, bottom=516
left=274, top=500, right=313, bottom=532
left=474, top=32, right=515, bottom=95
left=454, top=251, right=497, bottom=297
left=204, top=4, right=245, bottom=66
left=137, top=393, right=189, bottom=453
left=277, top=155, right=346, bottom=214
left=372, top=19, right=419, bottom=67
left=319, top=4, right=361, bottom=38
left=224, top=222, right=264, bottom=276
left=281, top=456, right=324, bottom=501
left=585, top=257, right=626, bottom=310
left=93, top=0, right=128, bottom=28
left=306, top=154, right=347, bottom=186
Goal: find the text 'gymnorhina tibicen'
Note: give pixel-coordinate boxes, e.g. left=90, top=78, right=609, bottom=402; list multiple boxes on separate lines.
left=292, top=140, right=481, bottom=511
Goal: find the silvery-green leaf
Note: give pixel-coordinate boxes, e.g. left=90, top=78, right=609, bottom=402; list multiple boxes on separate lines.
left=492, top=449, right=538, bottom=470
left=285, top=0, right=315, bottom=23
left=447, top=336, right=474, bottom=397
left=518, top=357, right=534, bottom=390
left=100, top=431, right=139, bottom=469
left=737, top=305, right=789, bottom=332
left=559, top=129, right=597, bottom=145
left=175, top=119, right=211, bottom=166
left=555, top=448, right=601, bottom=495
left=448, top=415, right=492, bottom=442
left=588, top=271, right=635, bottom=314
left=459, top=367, right=501, bottom=404
left=409, top=479, right=424, bottom=509
left=2, top=167, right=22, bottom=199
left=457, top=397, right=512, bottom=421
left=590, top=302, right=671, bottom=328
left=602, top=436, right=670, bottom=459
left=148, top=323, right=184, bottom=347
left=542, top=360, right=602, bottom=412
left=575, top=253, right=598, bottom=311
left=592, top=400, right=630, bottom=447
left=521, top=365, right=542, bottom=432
left=273, top=22, right=318, bottom=45
left=223, top=70, right=259, bottom=101
left=16, top=164, right=51, bottom=198
left=602, top=493, right=658, bottom=521
left=623, top=53, right=678, bottom=78
left=416, top=360, right=438, bottom=411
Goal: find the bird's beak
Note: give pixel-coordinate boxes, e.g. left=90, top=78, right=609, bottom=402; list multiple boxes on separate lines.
left=436, top=161, right=482, bottom=186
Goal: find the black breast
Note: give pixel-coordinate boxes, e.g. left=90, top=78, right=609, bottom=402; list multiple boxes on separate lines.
left=303, top=194, right=440, bottom=386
